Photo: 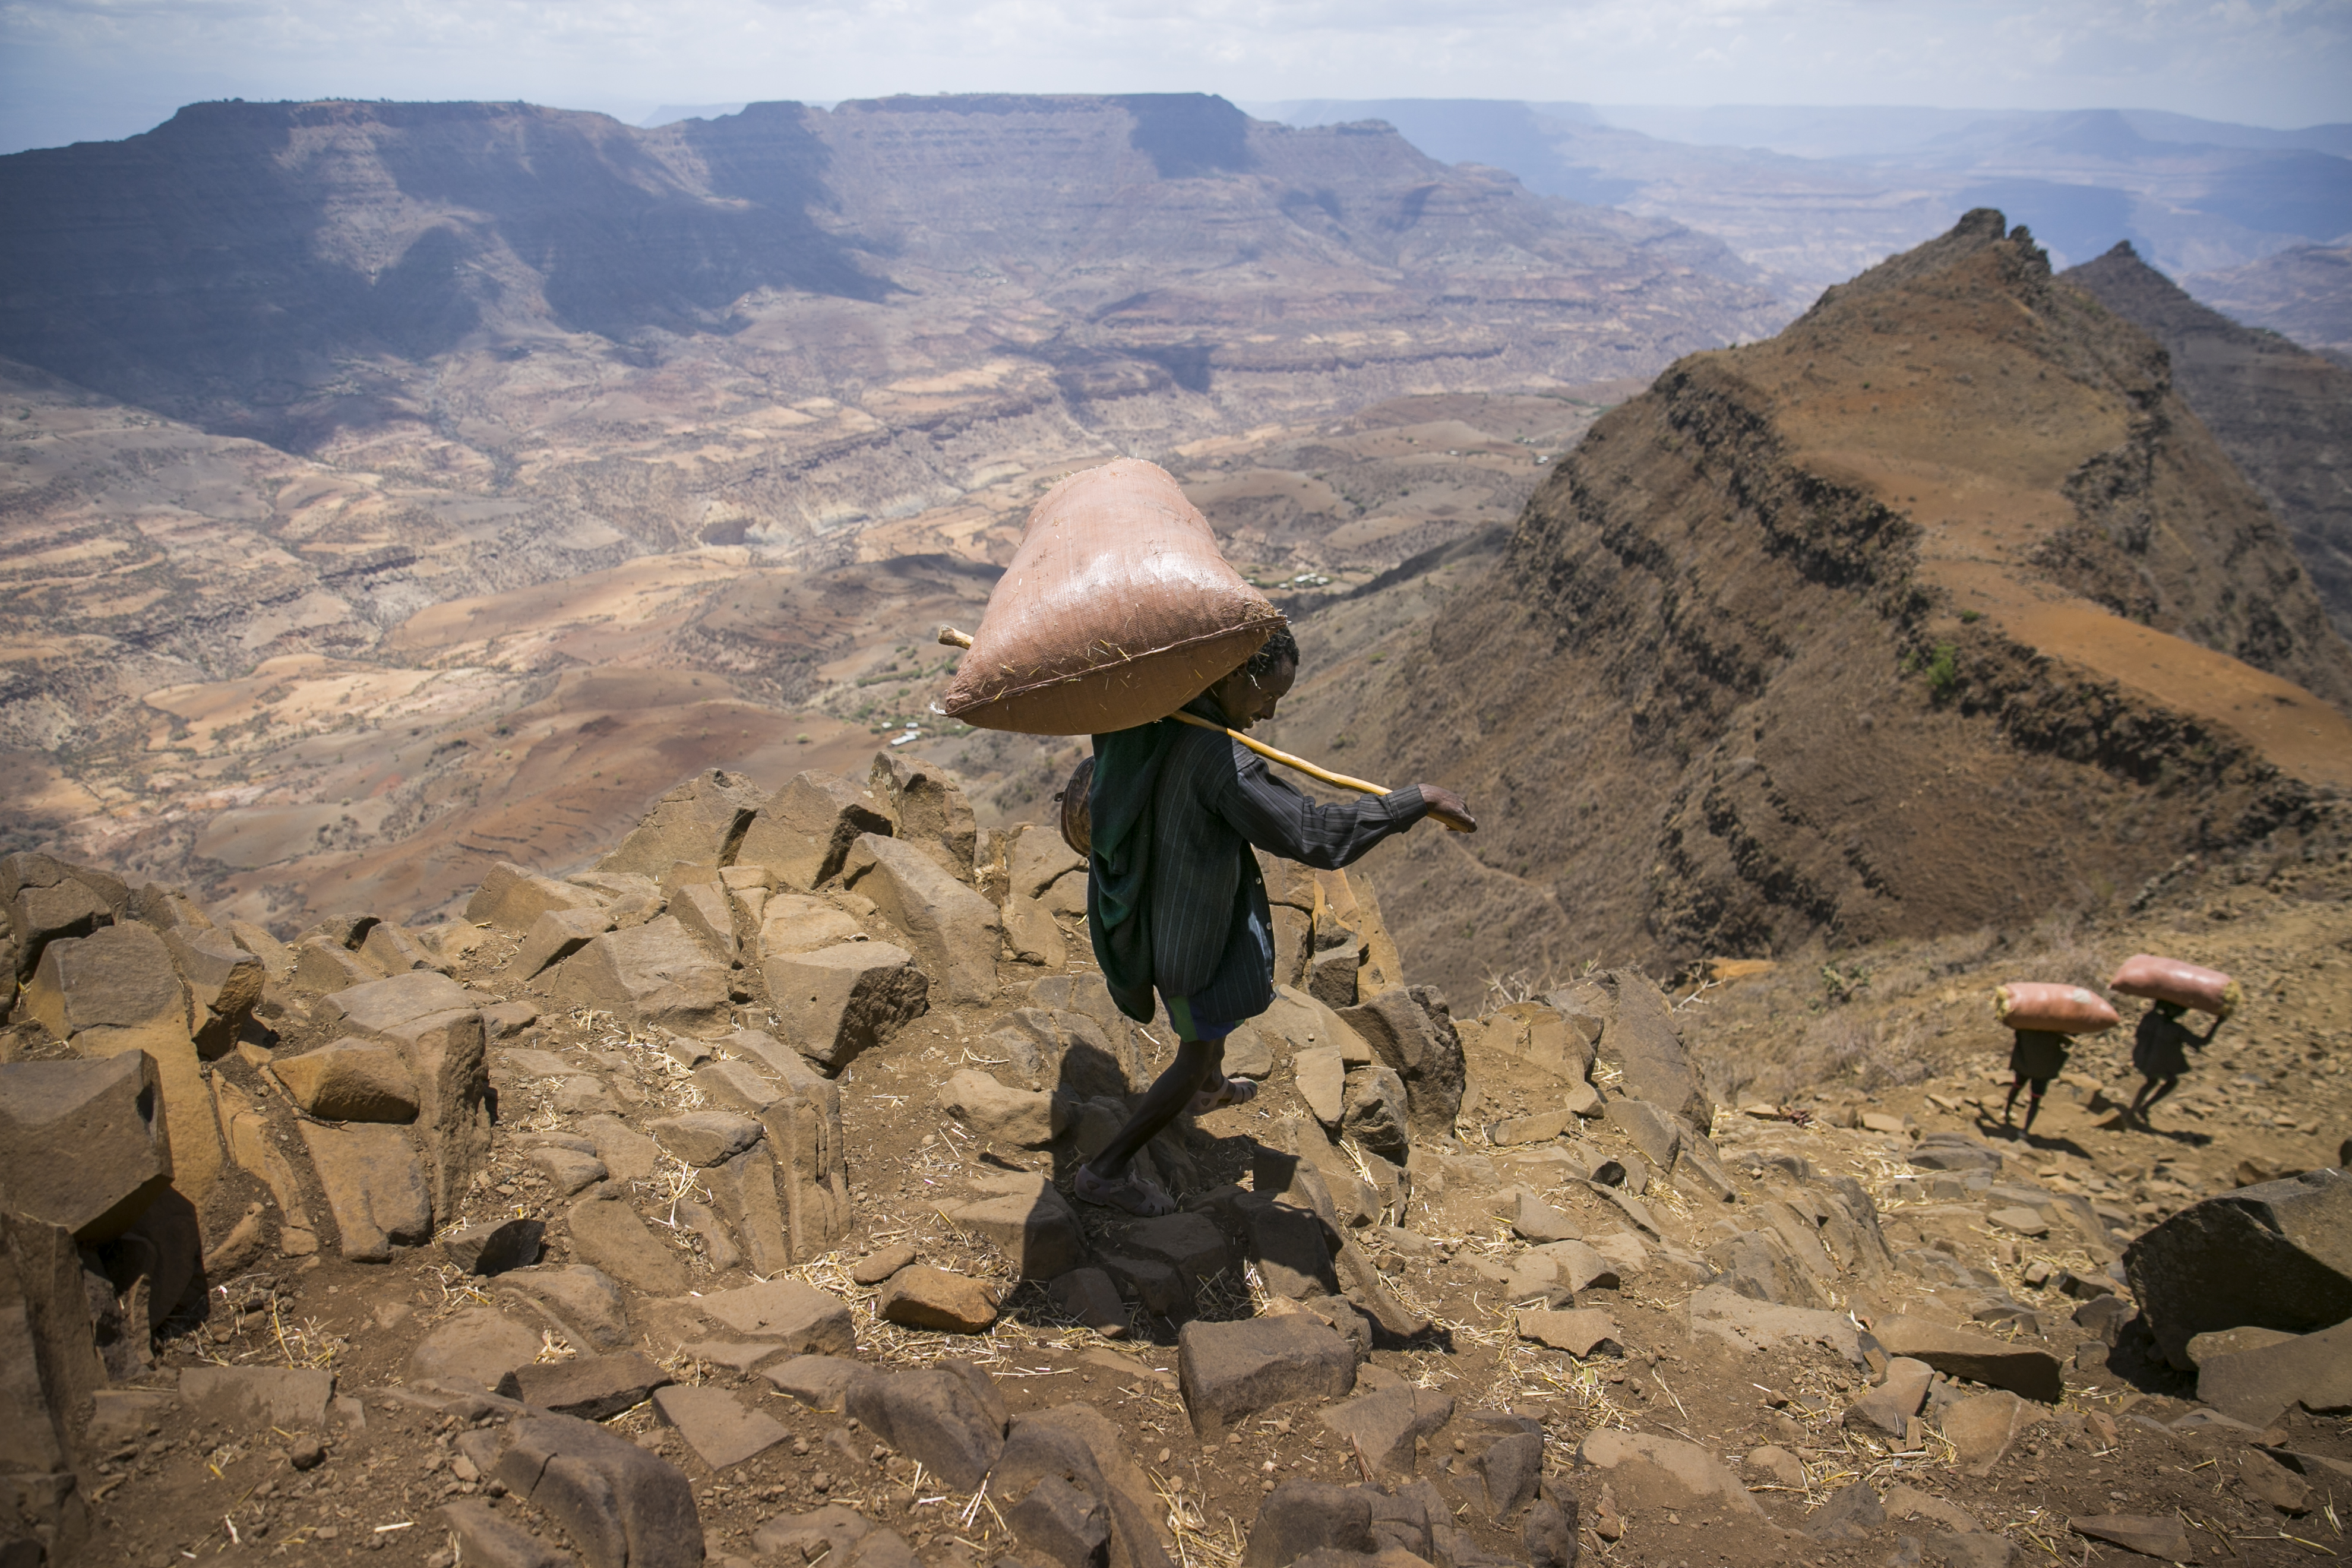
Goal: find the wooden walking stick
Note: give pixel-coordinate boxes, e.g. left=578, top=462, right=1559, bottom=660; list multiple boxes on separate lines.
left=936, top=627, right=1471, bottom=832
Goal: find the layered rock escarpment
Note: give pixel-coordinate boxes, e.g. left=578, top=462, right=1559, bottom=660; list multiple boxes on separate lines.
left=1276, top=210, right=2352, bottom=992
left=2068, top=240, right=2352, bottom=643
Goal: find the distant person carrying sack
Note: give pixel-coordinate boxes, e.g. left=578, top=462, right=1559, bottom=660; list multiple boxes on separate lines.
left=1072, top=626, right=1476, bottom=1216
left=2003, top=1029, right=2069, bottom=1135
left=2127, top=1000, right=2220, bottom=1127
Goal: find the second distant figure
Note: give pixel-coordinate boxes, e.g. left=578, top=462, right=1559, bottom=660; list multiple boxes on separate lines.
left=2127, top=999, right=2221, bottom=1127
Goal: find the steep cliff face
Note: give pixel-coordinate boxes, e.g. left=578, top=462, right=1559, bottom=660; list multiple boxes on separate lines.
left=1273, top=211, right=2352, bottom=995
left=2068, top=241, right=2352, bottom=643
left=0, top=95, right=1778, bottom=457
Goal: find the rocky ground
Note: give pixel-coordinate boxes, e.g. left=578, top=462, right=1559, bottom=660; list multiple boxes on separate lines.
left=2, top=755, right=2347, bottom=1568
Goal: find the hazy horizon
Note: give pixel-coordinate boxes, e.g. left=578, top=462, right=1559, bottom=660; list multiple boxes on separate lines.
left=5, top=0, right=2346, bottom=158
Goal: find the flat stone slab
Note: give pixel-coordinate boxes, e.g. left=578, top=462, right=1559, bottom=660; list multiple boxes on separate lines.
left=696, top=1279, right=856, bottom=1353
left=179, top=1366, right=334, bottom=1431
left=2069, top=1515, right=2193, bottom=1559
left=763, top=1354, right=869, bottom=1411
left=1871, top=1314, right=2063, bottom=1402
left=652, top=1383, right=790, bottom=1469
left=1515, top=1308, right=1621, bottom=1358
left=498, top=1351, right=672, bottom=1420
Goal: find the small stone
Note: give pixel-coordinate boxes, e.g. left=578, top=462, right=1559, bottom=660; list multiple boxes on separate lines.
left=1742, top=1445, right=1804, bottom=1490
left=1510, top=1190, right=1580, bottom=1244
left=2069, top=1515, right=2193, bottom=1560
left=851, top=1245, right=918, bottom=1286
left=1987, top=1206, right=2050, bottom=1237
left=1941, top=1390, right=2034, bottom=1476
left=877, top=1266, right=1000, bottom=1334
left=1514, top=1308, right=1619, bottom=1357
left=1046, top=1268, right=1130, bottom=1338
left=1176, top=1314, right=1357, bottom=1439
left=647, top=1110, right=764, bottom=1168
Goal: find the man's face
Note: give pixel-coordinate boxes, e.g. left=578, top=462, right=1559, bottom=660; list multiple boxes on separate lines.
left=1214, top=657, right=1295, bottom=730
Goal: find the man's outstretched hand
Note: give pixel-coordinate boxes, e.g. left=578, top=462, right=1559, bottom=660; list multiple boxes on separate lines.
left=1420, top=785, right=1477, bottom=833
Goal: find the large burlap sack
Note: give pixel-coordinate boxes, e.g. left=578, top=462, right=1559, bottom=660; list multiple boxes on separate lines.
left=2111, top=954, right=2239, bottom=1019
left=1993, top=982, right=2119, bottom=1035
left=935, top=460, right=1283, bottom=735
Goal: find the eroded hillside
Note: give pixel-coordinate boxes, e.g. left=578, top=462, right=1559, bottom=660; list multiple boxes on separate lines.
left=1260, top=211, right=2352, bottom=998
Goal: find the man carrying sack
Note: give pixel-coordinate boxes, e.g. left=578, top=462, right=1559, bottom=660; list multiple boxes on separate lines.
left=1074, top=626, right=1476, bottom=1216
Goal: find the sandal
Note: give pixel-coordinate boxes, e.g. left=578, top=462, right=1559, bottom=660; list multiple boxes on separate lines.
left=1074, top=1164, right=1177, bottom=1217
left=1188, top=1076, right=1260, bottom=1117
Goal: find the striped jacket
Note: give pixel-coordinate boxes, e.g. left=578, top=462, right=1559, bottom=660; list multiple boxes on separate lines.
left=1089, top=698, right=1426, bottom=1029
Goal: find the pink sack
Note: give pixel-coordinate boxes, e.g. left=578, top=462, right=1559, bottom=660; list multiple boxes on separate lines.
left=2110, top=954, right=2239, bottom=1019
left=1993, top=982, right=2120, bottom=1035
left=935, top=460, right=1283, bottom=735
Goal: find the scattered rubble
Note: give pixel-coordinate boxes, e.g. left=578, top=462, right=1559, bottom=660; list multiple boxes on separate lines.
left=0, top=764, right=2344, bottom=1568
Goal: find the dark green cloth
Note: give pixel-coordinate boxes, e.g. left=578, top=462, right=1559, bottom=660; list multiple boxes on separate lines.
left=1084, top=699, right=1196, bottom=1022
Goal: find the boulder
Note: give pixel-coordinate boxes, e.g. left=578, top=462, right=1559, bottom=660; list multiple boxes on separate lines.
left=318, top=970, right=492, bottom=1216
left=1048, top=1268, right=1131, bottom=1338
left=0, top=1052, right=172, bottom=1241
left=1515, top=1308, right=1620, bottom=1357
left=841, top=833, right=1002, bottom=1004
left=738, top=771, right=896, bottom=890
left=494, top=1264, right=634, bottom=1354
left=2195, top=1319, right=2352, bottom=1427
left=492, top=1412, right=703, bottom=1568
left=1125, top=1212, right=1231, bottom=1285
left=1573, top=1429, right=1760, bottom=1514
left=597, top=768, right=766, bottom=878
left=160, top=926, right=264, bottom=1052
left=869, top=753, right=978, bottom=881
left=851, top=1244, right=919, bottom=1285
left=1587, top=971, right=1714, bottom=1133
left=271, top=1039, right=419, bottom=1122
left=2068, top=1516, right=2192, bottom=1561
left=1177, top=1313, right=1357, bottom=1438
left=552, top=916, right=733, bottom=1039
left=1294, top=1048, right=1346, bottom=1130
left=1605, top=1099, right=1681, bottom=1169
left=1510, top=1191, right=1580, bottom=1244
left=567, top=1197, right=690, bottom=1297
left=764, top=1354, right=870, bottom=1410
left=2123, top=1168, right=2352, bottom=1370
left=652, top=1383, right=790, bottom=1468
left=1340, top=1065, right=1412, bottom=1163
left=877, top=1266, right=1000, bottom=1333
left=441, top=1218, right=546, bottom=1276
left=1335, top=987, right=1465, bottom=1134
left=298, top=1122, right=431, bottom=1262
left=21, top=921, right=186, bottom=1042
left=438, top=1499, right=574, bottom=1568
left=1241, top=1481, right=1373, bottom=1568
left=1871, top=1316, right=2063, bottom=1403
left=2, top=851, right=117, bottom=986
left=942, top=1069, right=1068, bottom=1147
left=1317, top=1384, right=1454, bottom=1478
left=1844, top=1356, right=1934, bottom=1437
left=466, top=861, right=606, bottom=933
left=513, top=906, right=617, bottom=979
left=845, top=1363, right=1009, bottom=1489
left=755, top=896, right=863, bottom=958
left=765, top=941, right=928, bottom=1070
left=408, top=1307, right=540, bottom=1392
left=647, top=1110, right=764, bottom=1168
left=1242, top=1199, right=1341, bottom=1300
left=1942, top=1390, right=2035, bottom=1475
left=946, top=1173, right=1088, bottom=1279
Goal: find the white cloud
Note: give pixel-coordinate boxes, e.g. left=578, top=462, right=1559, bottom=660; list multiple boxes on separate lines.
left=1, top=0, right=2345, bottom=153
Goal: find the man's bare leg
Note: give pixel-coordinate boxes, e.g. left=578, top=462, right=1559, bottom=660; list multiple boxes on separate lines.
left=1076, top=1036, right=1224, bottom=1216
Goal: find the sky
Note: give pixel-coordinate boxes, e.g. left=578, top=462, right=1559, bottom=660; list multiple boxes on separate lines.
left=4, top=0, right=2348, bottom=155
